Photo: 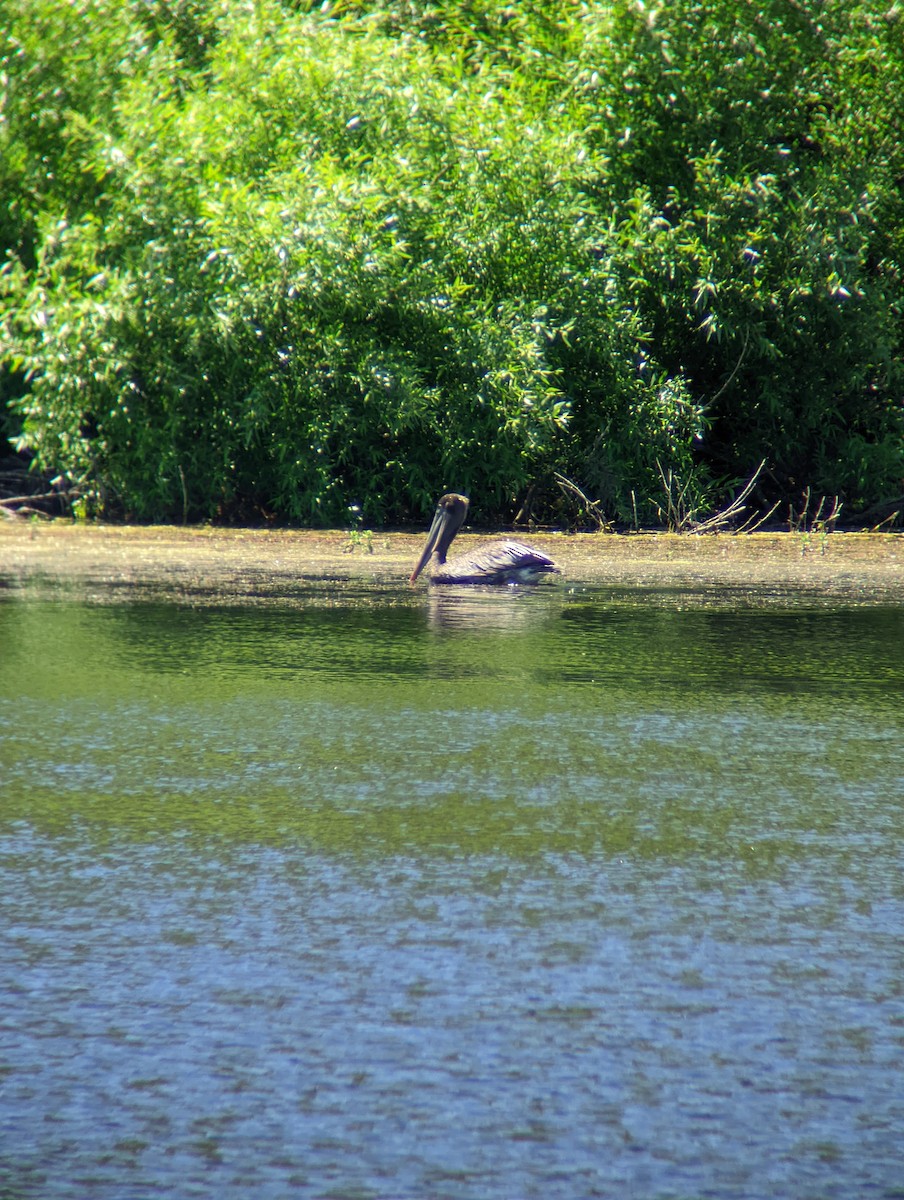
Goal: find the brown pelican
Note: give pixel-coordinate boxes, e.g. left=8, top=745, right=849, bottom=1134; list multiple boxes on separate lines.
left=409, top=493, right=559, bottom=585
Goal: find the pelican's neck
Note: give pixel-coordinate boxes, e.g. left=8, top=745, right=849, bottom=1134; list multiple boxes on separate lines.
left=409, top=493, right=470, bottom=584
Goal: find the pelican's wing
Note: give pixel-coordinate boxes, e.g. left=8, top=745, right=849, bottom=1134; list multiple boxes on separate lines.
left=437, top=540, right=559, bottom=584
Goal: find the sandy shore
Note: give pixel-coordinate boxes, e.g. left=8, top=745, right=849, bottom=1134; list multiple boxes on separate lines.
left=1, top=521, right=902, bottom=605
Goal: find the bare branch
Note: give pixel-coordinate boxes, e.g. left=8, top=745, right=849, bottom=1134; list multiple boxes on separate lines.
left=708, top=326, right=751, bottom=407
left=554, top=472, right=613, bottom=531
left=686, top=459, right=766, bottom=534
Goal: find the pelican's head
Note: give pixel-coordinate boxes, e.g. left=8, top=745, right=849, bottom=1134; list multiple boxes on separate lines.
left=409, top=493, right=469, bottom=583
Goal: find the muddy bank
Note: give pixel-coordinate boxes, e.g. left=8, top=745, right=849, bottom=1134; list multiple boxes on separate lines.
left=1, top=521, right=901, bottom=606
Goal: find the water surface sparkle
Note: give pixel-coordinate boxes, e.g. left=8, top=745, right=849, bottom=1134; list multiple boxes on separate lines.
left=2, top=588, right=903, bottom=1199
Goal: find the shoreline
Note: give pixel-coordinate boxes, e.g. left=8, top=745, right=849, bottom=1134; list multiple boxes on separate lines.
left=1, top=521, right=902, bottom=606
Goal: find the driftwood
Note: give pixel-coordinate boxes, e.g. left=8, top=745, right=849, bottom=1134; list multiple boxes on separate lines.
left=0, top=460, right=77, bottom=517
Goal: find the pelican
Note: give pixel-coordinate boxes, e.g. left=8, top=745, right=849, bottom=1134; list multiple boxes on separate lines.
left=409, top=493, right=559, bottom=585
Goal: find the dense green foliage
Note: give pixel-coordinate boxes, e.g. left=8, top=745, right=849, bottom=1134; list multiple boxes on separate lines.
left=2, top=0, right=902, bottom=524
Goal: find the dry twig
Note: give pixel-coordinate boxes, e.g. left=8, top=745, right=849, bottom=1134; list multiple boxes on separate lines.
left=687, top=459, right=766, bottom=533
left=554, top=472, right=613, bottom=531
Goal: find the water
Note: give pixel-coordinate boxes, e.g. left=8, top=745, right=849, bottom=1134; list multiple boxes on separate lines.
left=2, top=583, right=903, bottom=1199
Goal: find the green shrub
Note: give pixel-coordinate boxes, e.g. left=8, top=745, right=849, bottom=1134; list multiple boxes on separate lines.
left=2, top=0, right=902, bottom=525
left=576, top=0, right=904, bottom=507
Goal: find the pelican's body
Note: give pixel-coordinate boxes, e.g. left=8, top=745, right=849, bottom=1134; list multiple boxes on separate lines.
left=409, top=493, right=559, bottom=586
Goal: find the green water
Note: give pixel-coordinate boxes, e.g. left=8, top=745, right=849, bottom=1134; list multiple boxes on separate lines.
left=2, top=585, right=903, bottom=1199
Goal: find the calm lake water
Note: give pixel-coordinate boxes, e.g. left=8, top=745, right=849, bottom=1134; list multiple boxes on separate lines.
left=2, top=580, right=903, bottom=1200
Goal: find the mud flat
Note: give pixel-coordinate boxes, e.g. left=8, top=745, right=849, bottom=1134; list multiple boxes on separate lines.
left=1, top=521, right=901, bottom=606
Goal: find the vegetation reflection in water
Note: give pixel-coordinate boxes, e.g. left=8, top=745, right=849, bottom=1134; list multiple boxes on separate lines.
left=2, top=589, right=903, bottom=874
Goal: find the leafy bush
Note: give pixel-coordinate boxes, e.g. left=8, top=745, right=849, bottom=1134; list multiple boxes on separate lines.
left=576, top=0, right=904, bottom=508
left=2, top=0, right=902, bottom=525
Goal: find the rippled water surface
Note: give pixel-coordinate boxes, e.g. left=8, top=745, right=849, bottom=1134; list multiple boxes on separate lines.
left=2, top=583, right=903, bottom=1199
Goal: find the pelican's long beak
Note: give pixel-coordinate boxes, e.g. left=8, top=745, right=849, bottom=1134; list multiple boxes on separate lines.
left=409, top=495, right=468, bottom=584
left=409, top=504, right=449, bottom=584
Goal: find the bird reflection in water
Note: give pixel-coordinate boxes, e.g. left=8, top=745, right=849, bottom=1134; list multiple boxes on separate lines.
left=424, top=586, right=562, bottom=633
